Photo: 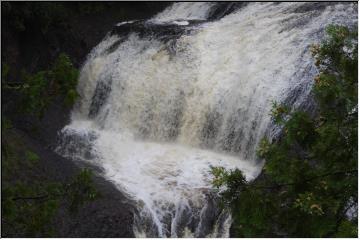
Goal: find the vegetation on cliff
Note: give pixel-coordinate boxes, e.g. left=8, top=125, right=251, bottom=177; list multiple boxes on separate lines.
left=3, top=53, right=79, bottom=118
left=21, top=53, right=79, bottom=117
left=212, top=25, right=358, bottom=237
left=2, top=9, right=92, bottom=237
left=2, top=3, right=171, bottom=237
left=2, top=121, right=99, bottom=237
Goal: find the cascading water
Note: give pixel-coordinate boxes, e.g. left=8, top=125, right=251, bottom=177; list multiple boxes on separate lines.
left=56, top=2, right=357, bottom=238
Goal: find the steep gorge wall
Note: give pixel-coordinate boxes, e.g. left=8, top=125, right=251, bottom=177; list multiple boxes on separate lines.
left=2, top=2, right=169, bottom=144
left=1, top=3, right=169, bottom=237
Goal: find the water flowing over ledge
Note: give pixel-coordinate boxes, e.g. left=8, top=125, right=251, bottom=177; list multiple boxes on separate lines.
left=56, top=2, right=357, bottom=237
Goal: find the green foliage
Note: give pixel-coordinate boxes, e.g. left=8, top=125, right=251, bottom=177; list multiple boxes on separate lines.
left=2, top=118, right=13, bottom=131
left=50, top=53, right=80, bottom=107
left=50, top=53, right=79, bottom=95
left=311, top=25, right=357, bottom=123
left=2, top=63, right=10, bottom=81
left=64, top=89, right=79, bottom=107
left=20, top=53, right=79, bottom=118
left=2, top=135, right=59, bottom=237
left=2, top=168, right=98, bottom=237
left=21, top=70, right=50, bottom=118
left=270, top=101, right=290, bottom=125
left=66, top=169, right=99, bottom=213
left=2, top=183, right=60, bottom=237
left=213, top=25, right=357, bottom=237
left=294, top=192, right=324, bottom=216
left=25, top=151, right=40, bottom=165
left=2, top=130, right=98, bottom=237
left=336, top=219, right=358, bottom=237
left=211, top=166, right=247, bottom=199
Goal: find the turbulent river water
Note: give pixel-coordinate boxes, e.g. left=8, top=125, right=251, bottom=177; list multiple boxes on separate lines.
left=56, top=2, right=357, bottom=237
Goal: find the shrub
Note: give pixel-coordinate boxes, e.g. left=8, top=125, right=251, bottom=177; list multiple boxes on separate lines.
left=212, top=25, right=358, bottom=237
left=20, top=53, right=79, bottom=118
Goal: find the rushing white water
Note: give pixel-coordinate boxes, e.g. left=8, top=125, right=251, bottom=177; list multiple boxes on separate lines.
left=151, top=2, right=215, bottom=23
left=57, top=2, right=357, bottom=238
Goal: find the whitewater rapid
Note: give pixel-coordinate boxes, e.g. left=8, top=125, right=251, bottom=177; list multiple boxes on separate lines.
left=56, top=2, right=357, bottom=237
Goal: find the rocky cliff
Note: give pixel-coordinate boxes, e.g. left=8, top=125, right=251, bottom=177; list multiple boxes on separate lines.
left=1, top=2, right=169, bottom=237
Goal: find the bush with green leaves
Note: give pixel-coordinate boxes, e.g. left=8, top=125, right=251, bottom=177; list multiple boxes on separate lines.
left=2, top=183, right=61, bottom=237
left=2, top=168, right=99, bottom=237
left=20, top=53, right=79, bottom=118
left=66, top=169, right=99, bottom=213
left=2, top=63, right=10, bottom=81
left=2, top=126, right=98, bottom=237
left=212, top=24, right=357, bottom=237
left=50, top=53, right=80, bottom=106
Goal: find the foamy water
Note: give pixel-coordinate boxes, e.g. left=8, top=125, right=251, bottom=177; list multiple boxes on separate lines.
left=57, top=2, right=357, bottom=237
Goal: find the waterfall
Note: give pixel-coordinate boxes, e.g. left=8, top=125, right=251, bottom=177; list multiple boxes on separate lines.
left=56, top=2, right=357, bottom=237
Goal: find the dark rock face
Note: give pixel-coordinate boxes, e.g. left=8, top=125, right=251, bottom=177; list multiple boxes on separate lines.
left=111, top=19, right=205, bottom=43
left=2, top=2, right=170, bottom=237
left=1, top=129, right=135, bottom=237
left=2, top=2, right=170, bottom=145
left=2, top=2, right=170, bottom=73
left=88, top=79, right=112, bottom=119
left=55, top=175, right=135, bottom=237
left=207, top=2, right=247, bottom=21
